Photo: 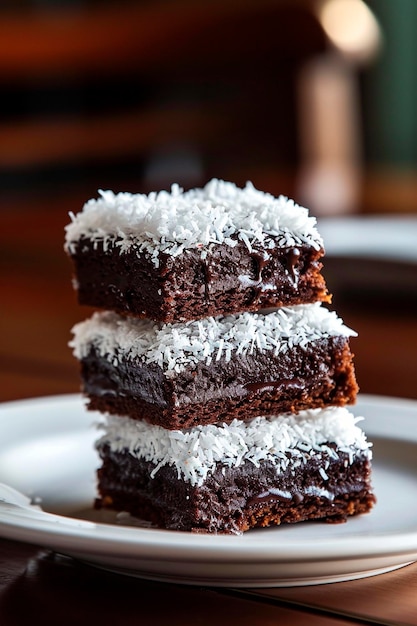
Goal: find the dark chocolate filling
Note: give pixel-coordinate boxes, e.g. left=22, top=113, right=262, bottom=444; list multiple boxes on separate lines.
left=95, top=444, right=375, bottom=533
left=69, top=236, right=329, bottom=322
left=80, top=335, right=358, bottom=428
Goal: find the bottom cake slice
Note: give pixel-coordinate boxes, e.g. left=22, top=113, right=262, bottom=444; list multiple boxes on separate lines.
left=95, top=406, right=375, bottom=534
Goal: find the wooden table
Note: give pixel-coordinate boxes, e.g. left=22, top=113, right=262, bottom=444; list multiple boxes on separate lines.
left=1, top=193, right=417, bottom=625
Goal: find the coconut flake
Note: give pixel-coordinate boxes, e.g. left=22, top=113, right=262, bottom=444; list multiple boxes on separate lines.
left=70, top=303, right=357, bottom=372
left=64, top=179, right=323, bottom=267
left=97, top=406, right=372, bottom=486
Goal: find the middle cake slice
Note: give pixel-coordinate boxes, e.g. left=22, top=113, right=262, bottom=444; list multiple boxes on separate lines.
left=71, top=302, right=358, bottom=430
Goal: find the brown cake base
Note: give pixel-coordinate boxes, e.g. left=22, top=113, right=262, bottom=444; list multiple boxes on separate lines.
left=80, top=336, right=358, bottom=429
left=69, top=237, right=330, bottom=322
left=95, top=445, right=375, bottom=534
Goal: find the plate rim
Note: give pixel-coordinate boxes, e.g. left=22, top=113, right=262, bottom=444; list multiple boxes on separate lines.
left=317, top=215, right=417, bottom=262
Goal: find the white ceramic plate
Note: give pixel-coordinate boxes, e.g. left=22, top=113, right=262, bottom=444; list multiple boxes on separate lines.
left=318, top=216, right=417, bottom=263
left=1, top=394, right=417, bottom=587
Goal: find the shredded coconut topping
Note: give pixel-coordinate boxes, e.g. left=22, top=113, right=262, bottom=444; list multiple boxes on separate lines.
left=70, top=303, right=357, bottom=373
left=64, top=179, right=323, bottom=267
left=97, top=407, right=372, bottom=486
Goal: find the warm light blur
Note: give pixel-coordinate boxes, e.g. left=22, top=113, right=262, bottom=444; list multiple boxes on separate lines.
left=318, top=0, right=381, bottom=63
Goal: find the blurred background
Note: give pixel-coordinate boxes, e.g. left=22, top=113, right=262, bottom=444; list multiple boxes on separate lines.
left=1, top=0, right=416, bottom=213
left=1, top=0, right=416, bottom=402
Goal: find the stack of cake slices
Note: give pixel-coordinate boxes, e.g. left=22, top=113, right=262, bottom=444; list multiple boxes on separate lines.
left=65, top=179, right=375, bottom=534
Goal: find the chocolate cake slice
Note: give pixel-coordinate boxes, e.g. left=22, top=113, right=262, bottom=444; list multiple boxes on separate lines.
left=64, top=179, right=330, bottom=322
left=95, top=406, right=375, bottom=533
left=70, top=303, right=359, bottom=429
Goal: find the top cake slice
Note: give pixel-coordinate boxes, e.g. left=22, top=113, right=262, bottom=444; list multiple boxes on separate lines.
left=64, top=179, right=330, bottom=322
